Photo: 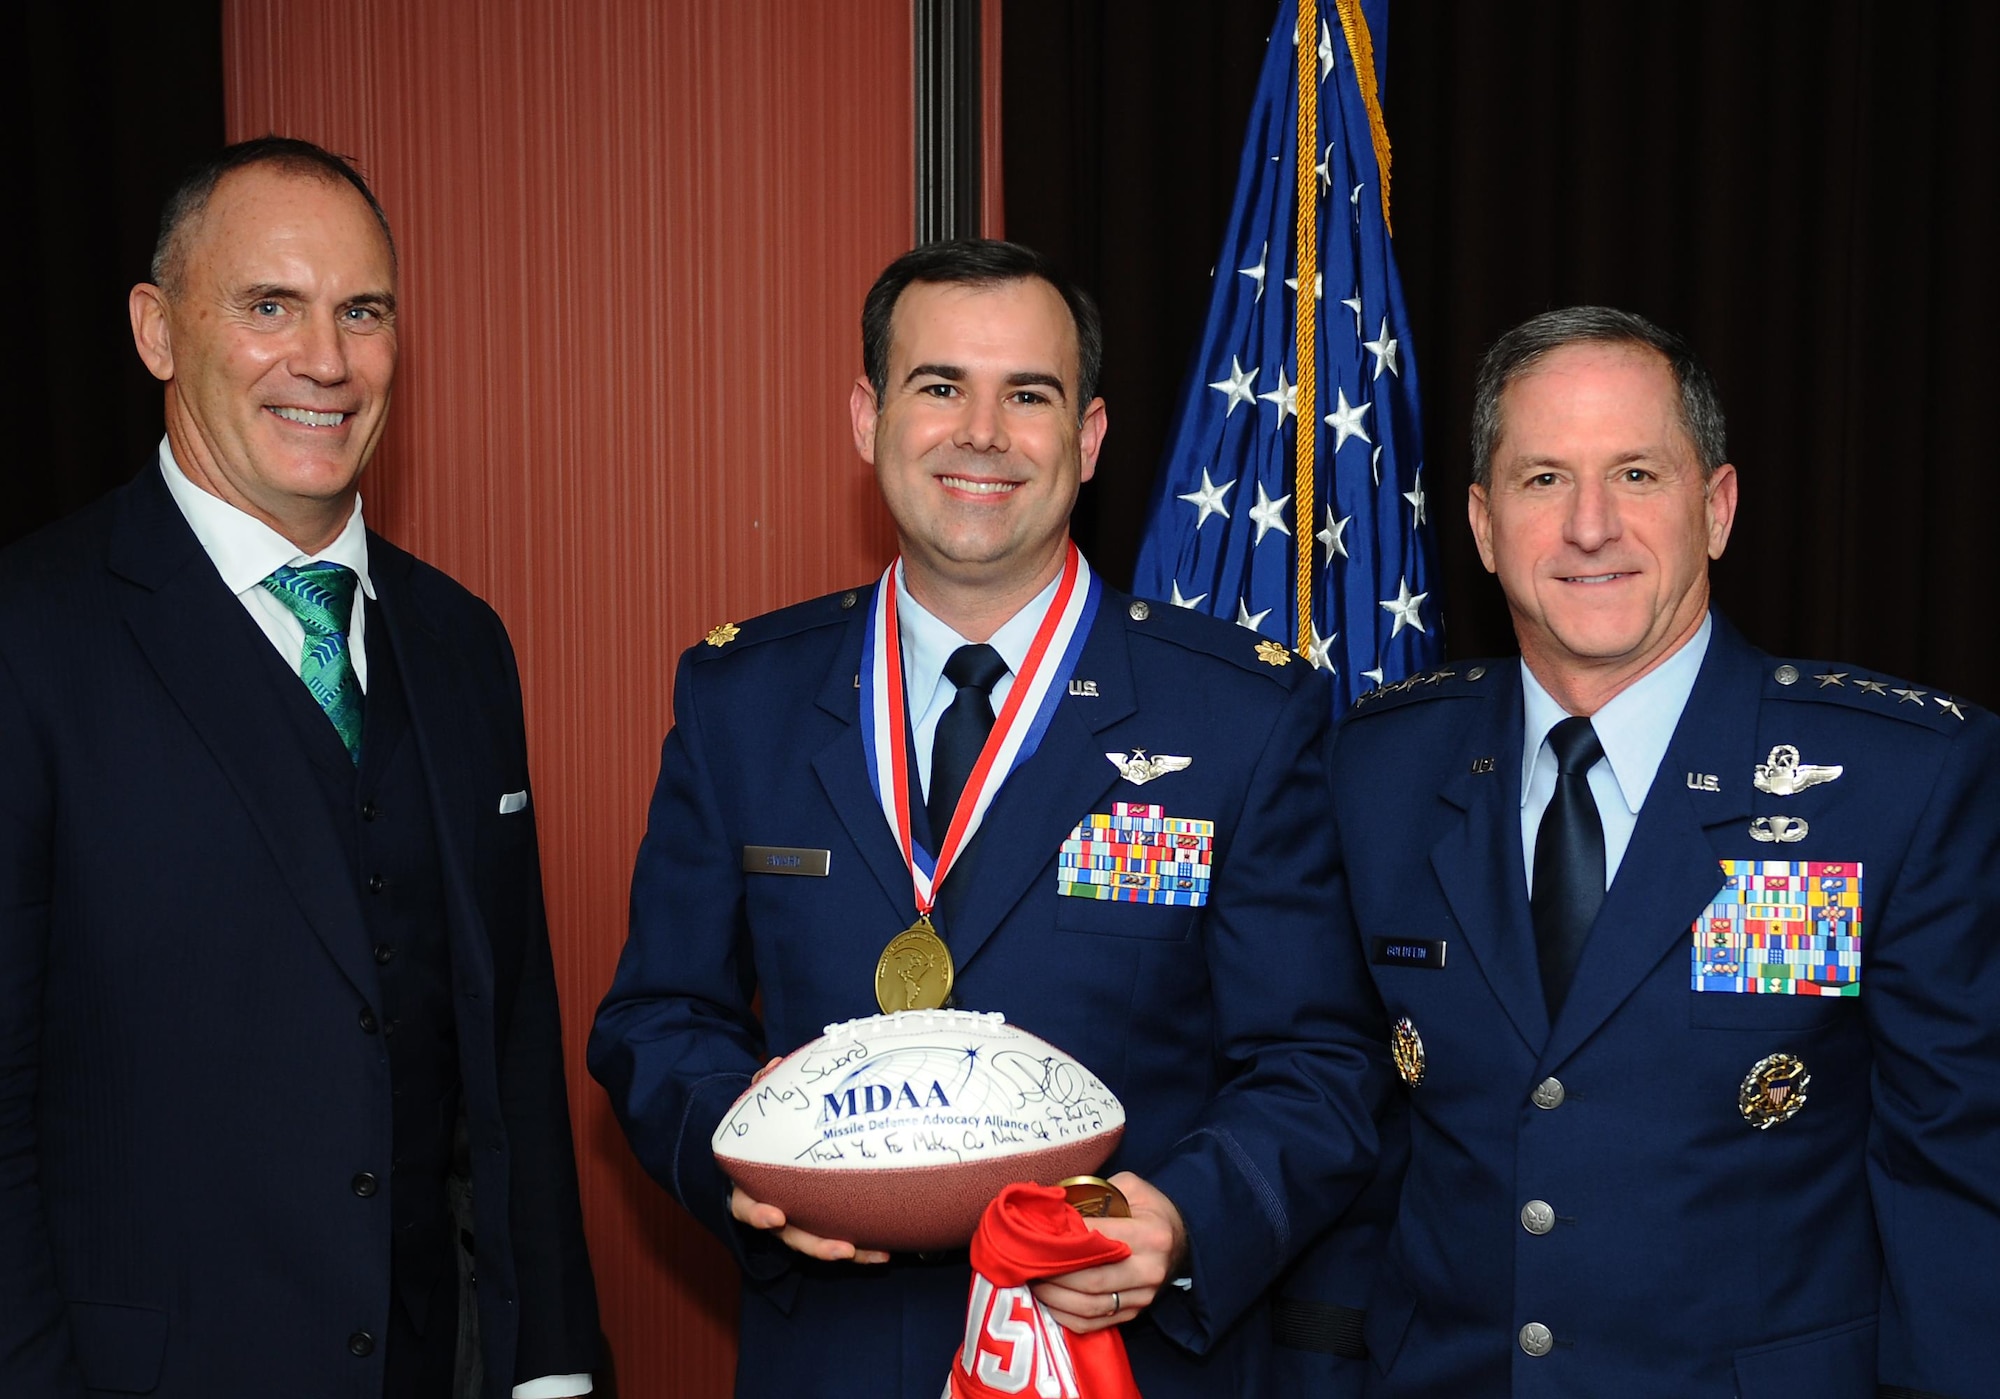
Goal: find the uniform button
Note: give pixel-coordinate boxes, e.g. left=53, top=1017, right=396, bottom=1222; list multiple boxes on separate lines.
left=351, top=1172, right=379, bottom=1197
left=367, top=873, right=386, bottom=894
left=840, top=590, right=858, bottom=609
left=1531, top=1076, right=1566, bottom=1109
left=1519, top=1322, right=1554, bottom=1357
left=373, top=943, right=395, bottom=965
left=1128, top=600, right=1151, bottom=621
left=348, top=1331, right=375, bottom=1357
left=1774, top=664, right=1800, bottom=686
left=1466, top=664, right=1487, bottom=681
left=1520, top=1199, right=1555, bottom=1235
left=361, top=801, right=381, bottom=821
left=358, top=1008, right=378, bottom=1034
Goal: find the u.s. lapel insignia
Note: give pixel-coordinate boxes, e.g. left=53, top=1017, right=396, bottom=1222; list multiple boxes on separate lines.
left=1687, top=772, right=1720, bottom=792
left=1106, top=750, right=1192, bottom=785
left=1470, top=756, right=1497, bottom=775
left=1391, top=1017, right=1426, bottom=1088
left=1749, top=815, right=1809, bottom=843
left=1254, top=639, right=1293, bottom=667
left=1753, top=745, right=1842, bottom=796
left=1739, top=1052, right=1810, bottom=1129
left=703, top=621, right=741, bottom=647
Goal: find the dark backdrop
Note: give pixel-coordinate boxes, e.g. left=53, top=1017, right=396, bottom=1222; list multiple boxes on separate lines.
left=1005, top=0, right=2000, bottom=707
left=7, top=6, right=223, bottom=547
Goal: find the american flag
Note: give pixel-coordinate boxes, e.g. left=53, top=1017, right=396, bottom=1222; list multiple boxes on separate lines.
left=1131, top=0, right=1440, bottom=712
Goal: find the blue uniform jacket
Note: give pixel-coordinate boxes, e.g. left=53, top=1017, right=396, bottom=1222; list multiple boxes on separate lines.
left=1319, top=614, right=2000, bottom=1399
left=589, top=580, right=1387, bottom=1398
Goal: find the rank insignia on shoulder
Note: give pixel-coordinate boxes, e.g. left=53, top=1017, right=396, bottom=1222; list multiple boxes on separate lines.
left=1254, top=639, right=1293, bottom=667
left=1753, top=745, right=1842, bottom=796
left=1058, top=802, right=1213, bottom=906
left=1739, top=1052, right=1810, bottom=1129
left=1691, top=858, right=1863, bottom=997
left=703, top=621, right=741, bottom=648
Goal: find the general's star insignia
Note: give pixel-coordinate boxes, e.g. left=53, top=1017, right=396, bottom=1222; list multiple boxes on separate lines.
left=1893, top=688, right=1927, bottom=705
left=1105, top=750, right=1192, bottom=785
left=1854, top=678, right=1889, bottom=696
left=1814, top=672, right=1848, bottom=688
left=1936, top=695, right=1968, bottom=721
left=1254, top=639, right=1293, bottom=667
left=704, top=622, right=741, bottom=647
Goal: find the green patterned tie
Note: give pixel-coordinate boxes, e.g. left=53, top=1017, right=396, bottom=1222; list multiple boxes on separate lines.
left=260, top=562, right=365, bottom=764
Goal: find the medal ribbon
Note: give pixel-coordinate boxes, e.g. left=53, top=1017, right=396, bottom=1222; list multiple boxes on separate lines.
left=862, top=543, right=1098, bottom=914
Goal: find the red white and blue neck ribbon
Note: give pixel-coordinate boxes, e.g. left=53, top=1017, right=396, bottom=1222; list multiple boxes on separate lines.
left=860, top=543, right=1100, bottom=914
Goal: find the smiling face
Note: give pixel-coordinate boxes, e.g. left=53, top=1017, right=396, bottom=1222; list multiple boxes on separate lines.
left=129, top=163, right=398, bottom=553
left=1469, top=341, right=1738, bottom=712
left=851, top=276, right=1107, bottom=634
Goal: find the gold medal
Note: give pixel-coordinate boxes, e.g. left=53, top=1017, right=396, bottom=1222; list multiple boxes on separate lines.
left=874, top=917, right=955, bottom=1013
left=1059, top=1175, right=1131, bottom=1219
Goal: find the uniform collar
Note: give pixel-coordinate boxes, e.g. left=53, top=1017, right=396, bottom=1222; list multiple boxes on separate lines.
left=893, top=558, right=1065, bottom=703
left=1518, top=611, right=1713, bottom=816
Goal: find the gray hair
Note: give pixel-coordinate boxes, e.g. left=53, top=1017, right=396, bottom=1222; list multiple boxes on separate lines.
left=1469, top=306, right=1727, bottom=487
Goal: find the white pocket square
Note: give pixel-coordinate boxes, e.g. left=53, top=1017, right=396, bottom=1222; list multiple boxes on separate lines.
left=498, top=790, right=528, bottom=814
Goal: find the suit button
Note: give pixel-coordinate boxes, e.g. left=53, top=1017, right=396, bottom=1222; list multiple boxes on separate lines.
left=1531, top=1077, right=1566, bottom=1109
left=367, top=873, right=387, bottom=894
left=348, top=1331, right=375, bottom=1357
left=361, top=801, right=381, bottom=821
left=374, top=943, right=395, bottom=965
left=1518, top=1322, right=1554, bottom=1357
left=1520, top=1199, right=1555, bottom=1235
left=352, top=1172, right=379, bottom=1197
left=359, top=1008, right=378, bottom=1034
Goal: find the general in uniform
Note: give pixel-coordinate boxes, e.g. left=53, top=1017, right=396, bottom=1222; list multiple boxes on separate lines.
left=1295, top=306, right=2000, bottom=1398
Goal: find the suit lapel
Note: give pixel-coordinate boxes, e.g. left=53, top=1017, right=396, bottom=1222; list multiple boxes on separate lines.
left=368, top=542, right=496, bottom=998
left=1428, top=664, right=1550, bottom=1052
left=810, top=596, right=925, bottom=920
left=1539, top=622, right=1765, bottom=1071
left=109, top=468, right=375, bottom=999
left=940, top=599, right=1136, bottom=972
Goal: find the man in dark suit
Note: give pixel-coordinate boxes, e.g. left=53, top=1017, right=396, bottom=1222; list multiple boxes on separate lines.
left=0, top=137, right=599, bottom=1398
left=1311, top=307, right=2000, bottom=1396
left=589, top=240, right=1387, bottom=1397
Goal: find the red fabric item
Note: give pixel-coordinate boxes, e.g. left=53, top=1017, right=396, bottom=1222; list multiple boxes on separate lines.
left=947, top=1182, right=1144, bottom=1399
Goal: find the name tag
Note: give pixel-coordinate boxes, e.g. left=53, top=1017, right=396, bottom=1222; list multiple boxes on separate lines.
left=742, top=846, right=831, bottom=877
left=1371, top=937, right=1447, bottom=970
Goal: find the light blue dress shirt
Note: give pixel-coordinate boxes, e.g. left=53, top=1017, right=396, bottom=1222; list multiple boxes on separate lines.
left=895, top=561, right=1063, bottom=800
left=1519, top=613, right=1712, bottom=892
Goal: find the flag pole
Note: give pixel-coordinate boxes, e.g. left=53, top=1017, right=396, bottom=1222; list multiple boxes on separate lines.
left=1292, top=0, right=1319, bottom=656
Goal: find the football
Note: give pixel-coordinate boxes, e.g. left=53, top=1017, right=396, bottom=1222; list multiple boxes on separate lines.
left=712, top=1009, right=1126, bottom=1252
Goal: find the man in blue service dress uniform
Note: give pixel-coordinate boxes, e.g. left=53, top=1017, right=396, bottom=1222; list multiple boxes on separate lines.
left=1319, top=307, right=2000, bottom=1398
left=589, top=240, right=1388, bottom=1399
left=0, top=139, right=599, bottom=1398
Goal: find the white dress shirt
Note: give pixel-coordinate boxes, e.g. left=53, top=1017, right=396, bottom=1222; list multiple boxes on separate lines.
left=1519, top=612, right=1711, bottom=892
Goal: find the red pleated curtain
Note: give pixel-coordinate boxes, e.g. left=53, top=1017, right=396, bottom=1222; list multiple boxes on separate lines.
left=223, top=2, right=927, bottom=1390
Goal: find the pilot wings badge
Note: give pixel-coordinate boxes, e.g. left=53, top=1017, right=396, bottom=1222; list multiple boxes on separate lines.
left=1105, top=750, right=1192, bottom=786
left=1753, top=744, right=1843, bottom=797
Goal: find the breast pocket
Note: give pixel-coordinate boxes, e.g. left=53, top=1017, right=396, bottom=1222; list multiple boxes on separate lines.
left=1054, top=891, right=1198, bottom=942
left=1690, top=990, right=1856, bottom=1031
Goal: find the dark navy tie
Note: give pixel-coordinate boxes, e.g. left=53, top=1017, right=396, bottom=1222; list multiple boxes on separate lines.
left=1532, top=716, right=1606, bottom=1019
left=927, top=643, right=1008, bottom=847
